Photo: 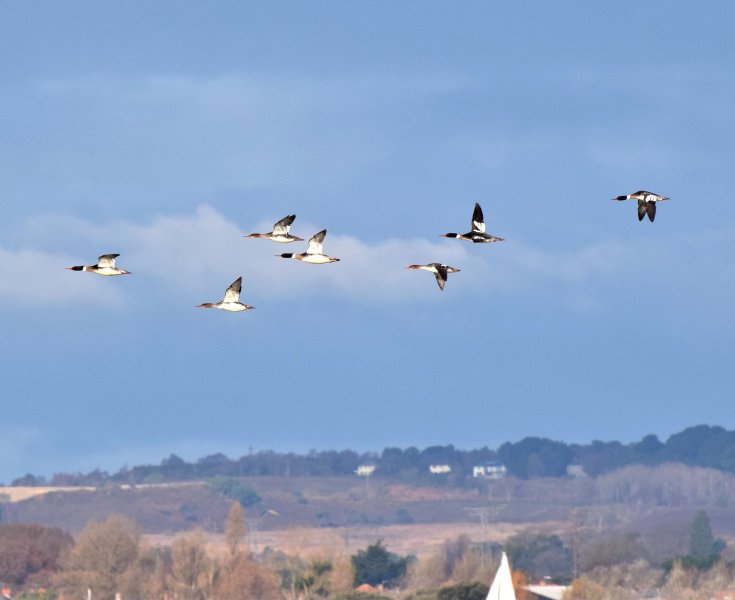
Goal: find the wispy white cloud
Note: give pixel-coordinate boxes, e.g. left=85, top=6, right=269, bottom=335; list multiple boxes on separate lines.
left=455, top=62, right=735, bottom=176
left=537, top=63, right=735, bottom=98
left=12, top=71, right=471, bottom=196
left=34, top=70, right=472, bottom=110
left=4, top=68, right=733, bottom=239
left=0, top=247, right=124, bottom=307
left=3, top=206, right=733, bottom=314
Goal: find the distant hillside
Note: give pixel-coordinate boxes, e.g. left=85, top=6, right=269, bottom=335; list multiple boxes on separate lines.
left=4, top=463, right=735, bottom=540
left=1, top=482, right=228, bottom=533
left=5, top=424, right=735, bottom=488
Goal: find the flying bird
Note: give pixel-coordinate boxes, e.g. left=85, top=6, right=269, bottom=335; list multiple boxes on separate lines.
left=406, top=263, right=460, bottom=290
left=613, top=191, right=670, bottom=222
left=243, top=214, right=304, bottom=243
left=196, top=277, right=254, bottom=312
left=276, top=229, right=340, bottom=264
left=441, top=202, right=504, bottom=243
left=65, top=254, right=131, bottom=276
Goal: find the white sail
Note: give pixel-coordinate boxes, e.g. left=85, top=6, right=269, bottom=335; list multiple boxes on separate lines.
left=486, top=552, right=516, bottom=600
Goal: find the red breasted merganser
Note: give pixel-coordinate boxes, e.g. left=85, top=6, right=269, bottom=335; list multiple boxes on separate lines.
left=406, top=263, right=460, bottom=290
left=613, top=191, right=669, bottom=222
left=65, top=254, right=131, bottom=276
left=196, top=277, right=254, bottom=312
left=276, top=229, right=340, bottom=264
left=243, top=214, right=304, bottom=243
left=441, top=203, right=504, bottom=243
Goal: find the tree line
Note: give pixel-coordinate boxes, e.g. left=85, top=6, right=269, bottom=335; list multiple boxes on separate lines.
left=9, top=424, right=735, bottom=487
left=1, top=506, right=730, bottom=600
left=0, top=507, right=413, bottom=600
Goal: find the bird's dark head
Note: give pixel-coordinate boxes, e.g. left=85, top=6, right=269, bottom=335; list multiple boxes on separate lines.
left=277, top=253, right=294, bottom=259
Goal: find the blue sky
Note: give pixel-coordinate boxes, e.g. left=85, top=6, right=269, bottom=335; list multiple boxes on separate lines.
left=1, top=2, right=734, bottom=483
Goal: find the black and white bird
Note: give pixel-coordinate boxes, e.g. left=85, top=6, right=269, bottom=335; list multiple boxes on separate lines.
left=406, top=263, right=460, bottom=291
left=441, top=203, right=504, bottom=243
left=196, top=277, right=254, bottom=312
left=276, top=229, right=340, bottom=264
left=65, top=254, right=131, bottom=276
left=244, top=214, right=303, bottom=243
left=613, top=191, right=669, bottom=222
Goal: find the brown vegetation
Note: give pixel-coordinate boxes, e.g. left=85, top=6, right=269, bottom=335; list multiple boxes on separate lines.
left=3, top=463, right=735, bottom=597
left=0, top=523, right=72, bottom=586
left=0, top=506, right=734, bottom=599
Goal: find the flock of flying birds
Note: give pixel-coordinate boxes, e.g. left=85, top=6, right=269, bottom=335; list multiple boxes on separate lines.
left=65, top=190, right=670, bottom=310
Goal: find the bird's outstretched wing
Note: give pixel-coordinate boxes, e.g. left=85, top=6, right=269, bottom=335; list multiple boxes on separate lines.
left=273, top=214, right=296, bottom=235
left=637, top=201, right=647, bottom=221
left=306, top=230, right=327, bottom=255
left=471, top=203, right=485, bottom=233
left=647, top=202, right=656, bottom=222
left=434, top=265, right=448, bottom=290
left=223, top=277, right=242, bottom=303
left=97, top=254, right=120, bottom=268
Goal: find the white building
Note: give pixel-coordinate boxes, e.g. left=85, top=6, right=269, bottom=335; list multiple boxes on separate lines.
left=472, top=462, right=507, bottom=479
left=566, top=464, right=587, bottom=478
left=429, top=464, right=452, bottom=474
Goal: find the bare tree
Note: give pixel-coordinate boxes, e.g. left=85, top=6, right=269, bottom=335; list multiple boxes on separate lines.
left=169, top=529, right=214, bottom=600
left=564, top=576, right=605, bottom=600
left=215, top=553, right=280, bottom=600
left=224, top=501, right=247, bottom=558
left=329, top=552, right=355, bottom=596
left=54, top=515, right=140, bottom=600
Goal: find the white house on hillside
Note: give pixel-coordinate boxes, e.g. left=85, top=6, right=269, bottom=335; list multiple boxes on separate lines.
left=472, top=462, right=507, bottom=479
left=429, top=464, right=452, bottom=474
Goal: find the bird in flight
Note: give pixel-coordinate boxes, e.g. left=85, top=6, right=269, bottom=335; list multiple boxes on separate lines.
left=276, top=229, right=340, bottom=264
left=196, top=277, right=254, bottom=312
left=243, top=214, right=304, bottom=243
left=613, top=191, right=669, bottom=222
left=406, top=263, right=461, bottom=290
left=65, top=254, right=131, bottom=276
left=441, top=203, right=504, bottom=243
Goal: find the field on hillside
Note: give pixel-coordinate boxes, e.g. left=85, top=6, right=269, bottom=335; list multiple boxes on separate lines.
left=5, top=468, right=735, bottom=565
left=1, top=476, right=573, bottom=534
left=0, top=486, right=96, bottom=502
left=146, top=520, right=547, bottom=559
